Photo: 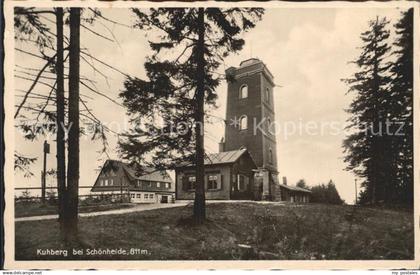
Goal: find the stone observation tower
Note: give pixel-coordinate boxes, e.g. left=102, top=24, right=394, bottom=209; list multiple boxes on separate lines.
left=219, top=58, right=279, bottom=200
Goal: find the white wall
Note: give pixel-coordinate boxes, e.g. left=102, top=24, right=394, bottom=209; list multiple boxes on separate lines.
left=129, top=192, right=174, bottom=204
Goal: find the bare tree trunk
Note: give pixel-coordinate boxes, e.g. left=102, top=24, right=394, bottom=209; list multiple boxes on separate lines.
left=193, top=7, right=206, bottom=224
left=55, top=7, right=66, bottom=229
left=66, top=7, right=80, bottom=241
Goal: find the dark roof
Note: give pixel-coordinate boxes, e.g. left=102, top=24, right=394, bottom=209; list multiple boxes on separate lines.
left=239, top=58, right=261, bottom=67
left=204, top=149, right=248, bottom=165
left=177, top=148, right=254, bottom=168
left=279, top=184, right=311, bottom=193
left=105, top=160, right=173, bottom=183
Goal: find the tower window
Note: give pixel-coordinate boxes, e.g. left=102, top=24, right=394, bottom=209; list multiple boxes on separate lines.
left=269, top=148, right=273, bottom=164
left=239, top=85, right=248, bottom=99
left=239, top=115, right=248, bottom=130
left=266, top=88, right=270, bottom=104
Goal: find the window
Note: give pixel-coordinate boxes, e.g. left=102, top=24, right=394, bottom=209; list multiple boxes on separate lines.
left=109, top=179, right=113, bottom=186
left=144, top=194, right=149, bottom=199
left=239, top=85, right=248, bottom=99
left=131, top=194, right=135, bottom=198
left=100, top=180, right=104, bottom=186
left=208, top=175, right=218, bottom=190
left=188, top=176, right=196, bottom=190
left=239, top=116, right=248, bottom=130
left=269, top=148, right=273, bottom=164
left=105, top=179, right=108, bottom=186
left=157, top=182, right=160, bottom=188
left=136, top=194, right=141, bottom=198
left=267, top=117, right=272, bottom=133
left=266, top=88, right=270, bottom=104
left=165, top=182, right=170, bottom=189
left=237, top=175, right=249, bottom=191
left=150, top=194, right=154, bottom=199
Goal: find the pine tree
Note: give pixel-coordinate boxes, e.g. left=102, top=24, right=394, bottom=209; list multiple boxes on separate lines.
left=66, top=7, right=81, bottom=240
left=388, top=9, right=413, bottom=206
left=326, top=180, right=344, bottom=205
left=343, top=17, right=392, bottom=204
left=296, top=179, right=307, bottom=189
left=119, top=8, right=264, bottom=223
left=14, top=7, right=72, bottom=237
left=310, top=181, right=343, bottom=205
left=55, top=7, right=67, bottom=227
left=15, top=7, right=125, bottom=238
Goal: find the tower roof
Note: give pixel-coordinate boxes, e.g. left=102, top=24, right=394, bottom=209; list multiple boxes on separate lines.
left=239, top=58, right=261, bottom=67
left=226, top=58, right=274, bottom=84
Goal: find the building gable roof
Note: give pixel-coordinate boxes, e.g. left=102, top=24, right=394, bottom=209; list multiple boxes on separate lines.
left=204, top=148, right=249, bottom=165
left=279, top=184, right=312, bottom=193
left=177, top=148, right=255, bottom=168
left=104, top=160, right=173, bottom=183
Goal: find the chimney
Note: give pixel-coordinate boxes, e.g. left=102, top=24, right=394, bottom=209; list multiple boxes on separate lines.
left=218, top=137, right=225, bottom=153
left=282, top=176, right=287, bottom=186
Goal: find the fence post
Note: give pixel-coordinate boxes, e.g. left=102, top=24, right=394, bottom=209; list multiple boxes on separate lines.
left=41, top=140, right=50, bottom=204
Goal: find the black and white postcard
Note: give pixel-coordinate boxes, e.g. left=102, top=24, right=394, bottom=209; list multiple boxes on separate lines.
left=2, top=0, right=419, bottom=270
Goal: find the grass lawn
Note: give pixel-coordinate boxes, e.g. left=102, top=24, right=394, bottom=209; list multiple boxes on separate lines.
left=15, top=202, right=413, bottom=260
left=15, top=201, right=135, bottom=218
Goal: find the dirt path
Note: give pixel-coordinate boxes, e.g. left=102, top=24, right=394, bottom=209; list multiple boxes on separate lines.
left=15, top=202, right=189, bottom=222
left=15, top=200, right=287, bottom=222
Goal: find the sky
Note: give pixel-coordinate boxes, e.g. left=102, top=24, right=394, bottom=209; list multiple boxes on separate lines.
left=14, top=7, right=404, bottom=203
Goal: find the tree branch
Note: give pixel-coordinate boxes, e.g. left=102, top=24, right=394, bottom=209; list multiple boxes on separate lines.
left=81, top=23, right=114, bottom=42
left=80, top=54, right=110, bottom=85
left=15, top=10, right=56, bottom=15
left=36, top=81, right=57, bottom=121
left=88, top=8, right=132, bottom=28
left=15, top=75, right=56, bottom=90
left=80, top=98, right=120, bottom=136
left=80, top=80, right=123, bottom=107
left=15, top=48, right=48, bottom=60
left=14, top=56, right=56, bottom=118
left=80, top=50, right=129, bottom=77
